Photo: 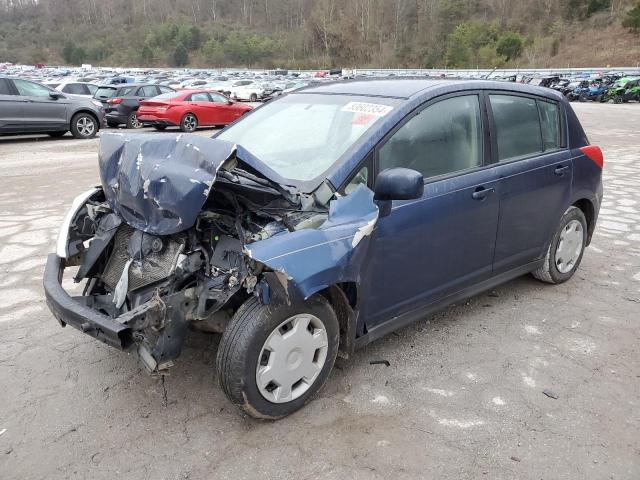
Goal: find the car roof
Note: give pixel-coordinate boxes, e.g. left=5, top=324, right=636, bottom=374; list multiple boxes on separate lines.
left=298, top=78, right=564, bottom=101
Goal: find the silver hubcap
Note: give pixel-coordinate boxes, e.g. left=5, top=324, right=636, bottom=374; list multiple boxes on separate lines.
left=130, top=115, right=142, bottom=128
left=256, top=314, right=328, bottom=404
left=77, top=117, right=95, bottom=136
left=184, top=115, right=196, bottom=131
left=555, top=219, right=584, bottom=273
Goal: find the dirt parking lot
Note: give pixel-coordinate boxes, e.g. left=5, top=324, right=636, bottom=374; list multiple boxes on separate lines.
left=1, top=105, right=639, bottom=480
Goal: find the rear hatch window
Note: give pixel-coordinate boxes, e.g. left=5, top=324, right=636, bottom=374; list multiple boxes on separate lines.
left=94, top=86, right=117, bottom=100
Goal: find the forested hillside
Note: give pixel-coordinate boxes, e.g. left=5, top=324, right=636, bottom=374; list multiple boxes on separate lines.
left=1, top=0, right=639, bottom=68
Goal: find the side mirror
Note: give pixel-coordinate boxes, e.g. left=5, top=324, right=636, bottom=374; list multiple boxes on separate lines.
left=49, top=91, right=65, bottom=100
left=374, top=168, right=423, bottom=216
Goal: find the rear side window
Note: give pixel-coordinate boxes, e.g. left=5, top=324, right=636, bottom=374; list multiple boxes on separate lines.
left=188, top=92, right=210, bottom=102
left=0, top=78, right=13, bottom=95
left=379, top=95, right=484, bottom=180
left=538, top=100, right=561, bottom=151
left=158, top=86, right=174, bottom=94
left=489, top=95, right=542, bottom=160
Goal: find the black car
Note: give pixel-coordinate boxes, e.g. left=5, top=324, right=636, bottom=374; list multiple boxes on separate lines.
left=93, top=83, right=175, bottom=129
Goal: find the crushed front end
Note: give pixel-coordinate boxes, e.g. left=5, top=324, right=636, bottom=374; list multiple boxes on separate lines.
left=43, top=133, right=331, bottom=372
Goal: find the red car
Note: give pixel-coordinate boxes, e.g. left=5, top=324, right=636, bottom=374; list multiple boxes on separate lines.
left=136, top=90, right=253, bottom=132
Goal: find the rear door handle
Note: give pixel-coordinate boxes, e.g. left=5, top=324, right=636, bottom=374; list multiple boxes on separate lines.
left=554, top=165, right=570, bottom=176
left=472, top=186, right=495, bottom=200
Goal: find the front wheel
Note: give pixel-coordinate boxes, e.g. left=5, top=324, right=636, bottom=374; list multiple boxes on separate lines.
left=70, top=113, right=97, bottom=139
left=614, top=96, right=623, bottom=104
left=216, top=295, right=339, bottom=419
left=249, top=93, right=258, bottom=102
left=532, top=206, right=587, bottom=284
left=180, top=113, right=198, bottom=132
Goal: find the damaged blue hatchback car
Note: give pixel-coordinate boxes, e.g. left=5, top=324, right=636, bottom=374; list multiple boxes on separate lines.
left=44, top=79, right=603, bottom=418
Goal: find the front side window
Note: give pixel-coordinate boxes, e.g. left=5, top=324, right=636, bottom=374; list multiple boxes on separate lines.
left=210, top=93, right=228, bottom=103
left=13, top=79, right=53, bottom=98
left=378, top=95, right=483, bottom=180
left=489, top=95, right=542, bottom=161
left=140, top=86, right=158, bottom=97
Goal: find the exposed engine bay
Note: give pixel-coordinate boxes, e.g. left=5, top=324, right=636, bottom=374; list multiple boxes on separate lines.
left=62, top=142, right=331, bottom=372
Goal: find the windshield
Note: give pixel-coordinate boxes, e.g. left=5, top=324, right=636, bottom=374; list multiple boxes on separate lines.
left=217, top=93, right=401, bottom=183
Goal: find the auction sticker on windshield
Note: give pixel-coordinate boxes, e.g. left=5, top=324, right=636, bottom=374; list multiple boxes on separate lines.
left=341, top=102, right=394, bottom=117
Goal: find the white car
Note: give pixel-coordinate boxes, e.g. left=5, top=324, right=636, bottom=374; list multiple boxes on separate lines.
left=231, top=82, right=277, bottom=101
left=44, top=81, right=98, bottom=97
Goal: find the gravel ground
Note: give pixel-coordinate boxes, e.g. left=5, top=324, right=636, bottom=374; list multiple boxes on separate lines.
left=0, top=104, right=639, bottom=480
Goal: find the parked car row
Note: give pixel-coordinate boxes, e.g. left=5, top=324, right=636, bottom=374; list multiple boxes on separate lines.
left=521, top=73, right=640, bottom=103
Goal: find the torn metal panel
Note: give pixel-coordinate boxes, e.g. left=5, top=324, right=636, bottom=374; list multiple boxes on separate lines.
left=246, top=185, right=379, bottom=300
left=99, top=133, right=237, bottom=235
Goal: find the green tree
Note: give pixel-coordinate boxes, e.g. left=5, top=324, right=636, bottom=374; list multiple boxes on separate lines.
left=445, top=21, right=499, bottom=68
left=140, top=44, right=154, bottom=63
left=202, top=39, right=225, bottom=65
left=622, top=3, right=640, bottom=33
left=496, top=32, right=524, bottom=61
left=171, top=43, right=189, bottom=67
left=61, top=42, right=76, bottom=64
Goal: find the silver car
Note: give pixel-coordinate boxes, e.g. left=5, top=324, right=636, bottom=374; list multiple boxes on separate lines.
left=0, top=77, right=106, bottom=139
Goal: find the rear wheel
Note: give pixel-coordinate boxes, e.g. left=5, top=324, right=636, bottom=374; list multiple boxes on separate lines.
left=249, top=93, right=258, bottom=102
left=614, top=95, right=623, bottom=104
left=532, top=206, right=587, bottom=284
left=217, top=295, right=339, bottom=419
left=180, top=113, right=198, bottom=133
left=48, top=131, right=66, bottom=138
left=126, top=112, right=142, bottom=129
left=70, top=113, right=97, bottom=139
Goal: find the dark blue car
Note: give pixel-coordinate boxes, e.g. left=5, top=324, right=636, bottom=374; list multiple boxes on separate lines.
left=44, top=79, right=603, bottom=419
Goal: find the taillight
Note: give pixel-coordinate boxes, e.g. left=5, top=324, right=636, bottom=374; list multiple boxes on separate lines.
left=580, top=145, right=604, bottom=168
left=107, top=97, right=123, bottom=105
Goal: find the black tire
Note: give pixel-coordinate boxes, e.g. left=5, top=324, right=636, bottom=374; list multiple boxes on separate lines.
left=126, top=112, right=142, bottom=129
left=217, top=295, right=339, bottom=419
left=614, top=96, right=623, bottom=104
left=249, top=93, right=258, bottom=102
left=70, top=113, right=97, bottom=139
left=596, top=94, right=603, bottom=103
left=153, top=125, right=167, bottom=131
left=48, top=131, right=66, bottom=138
left=180, top=113, right=198, bottom=132
left=532, top=206, right=587, bottom=284
left=107, top=121, right=119, bottom=128
left=578, top=94, right=587, bottom=102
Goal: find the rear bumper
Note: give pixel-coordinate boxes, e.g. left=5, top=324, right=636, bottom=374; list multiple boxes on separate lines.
left=137, top=115, right=177, bottom=126
left=105, top=112, right=129, bottom=124
left=43, top=253, right=132, bottom=350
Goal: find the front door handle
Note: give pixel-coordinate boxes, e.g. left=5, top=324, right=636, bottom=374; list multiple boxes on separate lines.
left=554, top=165, right=570, bottom=176
left=472, top=186, right=495, bottom=200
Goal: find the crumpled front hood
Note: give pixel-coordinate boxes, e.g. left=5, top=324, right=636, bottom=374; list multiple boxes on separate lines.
left=99, top=133, right=238, bottom=235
